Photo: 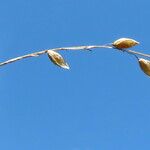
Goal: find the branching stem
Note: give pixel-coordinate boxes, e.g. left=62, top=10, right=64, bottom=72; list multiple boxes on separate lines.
left=0, top=44, right=150, bottom=67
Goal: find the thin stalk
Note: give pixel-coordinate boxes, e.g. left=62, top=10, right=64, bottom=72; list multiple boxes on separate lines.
left=0, top=44, right=150, bottom=67
left=0, top=45, right=112, bottom=66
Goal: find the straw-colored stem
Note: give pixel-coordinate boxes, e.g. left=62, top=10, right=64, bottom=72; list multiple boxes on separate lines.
left=0, top=44, right=150, bottom=67
left=126, top=49, right=150, bottom=58
left=0, top=45, right=112, bottom=66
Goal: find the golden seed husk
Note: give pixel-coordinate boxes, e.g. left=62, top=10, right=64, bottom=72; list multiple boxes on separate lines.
left=113, top=38, right=139, bottom=49
left=138, top=58, right=150, bottom=76
left=47, top=50, right=70, bottom=69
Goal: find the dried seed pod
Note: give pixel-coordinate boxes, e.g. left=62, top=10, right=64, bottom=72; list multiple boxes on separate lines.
left=112, top=38, right=139, bottom=49
left=138, top=58, right=150, bottom=76
left=47, top=50, right=70, bottom=69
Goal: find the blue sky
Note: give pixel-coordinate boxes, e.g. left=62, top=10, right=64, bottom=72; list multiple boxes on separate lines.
left=0, top=0, right=150, bottom=150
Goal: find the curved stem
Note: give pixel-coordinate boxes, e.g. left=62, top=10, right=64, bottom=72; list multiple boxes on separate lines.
left=0, top=44, right=150, bottom=67
left=0, top=45, right=113, bottom=67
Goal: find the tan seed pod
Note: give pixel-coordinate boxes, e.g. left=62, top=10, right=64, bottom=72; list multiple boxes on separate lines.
left=138, top=58, right=150, bottom=76
left=112, top=38, right=139, bottom=49
left=47, top=50, right=70, bottom=69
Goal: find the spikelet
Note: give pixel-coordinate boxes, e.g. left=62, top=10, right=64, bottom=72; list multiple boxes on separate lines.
left=47, top=50, right=70, bottom=69
left=112, top=38, right=139, bottom=49
left=138, top=58, right=150, bottom=76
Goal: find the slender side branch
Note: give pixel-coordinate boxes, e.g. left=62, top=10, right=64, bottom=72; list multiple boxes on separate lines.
left=0, top=45, right=112, bottom=67
left=126, top=49, right=150, bottom=58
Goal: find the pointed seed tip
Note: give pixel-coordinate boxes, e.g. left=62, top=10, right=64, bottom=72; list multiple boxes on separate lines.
left=61, top=64, right=70, bottom=70
left=63, top=66, right=70, bottom=70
